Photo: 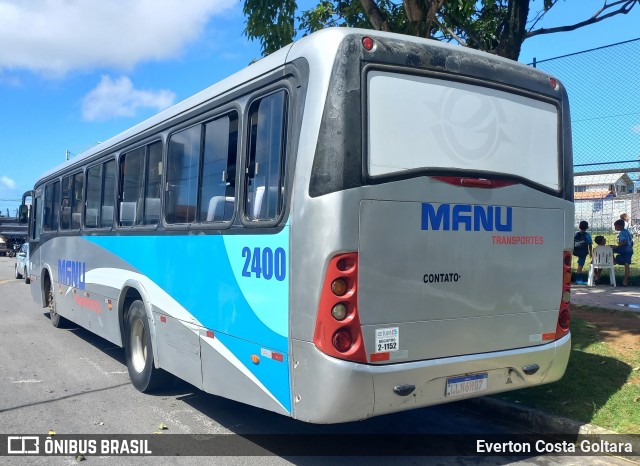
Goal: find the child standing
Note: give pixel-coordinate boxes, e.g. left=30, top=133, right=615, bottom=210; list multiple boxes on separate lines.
left=613, top=219, right=634, bottom=286
left=573, top=220, right=593, bottom=285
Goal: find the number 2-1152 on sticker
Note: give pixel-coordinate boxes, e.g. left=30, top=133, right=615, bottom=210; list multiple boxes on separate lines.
left=375, top=327, right=399, bottom=352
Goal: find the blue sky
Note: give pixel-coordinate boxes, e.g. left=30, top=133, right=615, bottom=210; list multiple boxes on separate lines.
left=1, top=0, right=639, bottom=216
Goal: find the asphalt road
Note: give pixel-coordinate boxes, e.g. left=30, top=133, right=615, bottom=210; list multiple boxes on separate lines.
left=0, top=256, right=632, bottom=465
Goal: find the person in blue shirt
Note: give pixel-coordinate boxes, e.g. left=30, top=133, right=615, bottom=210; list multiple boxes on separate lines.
left=613, top=219, right=634, bottom=286
left=574, top=220, right=593, bottom=285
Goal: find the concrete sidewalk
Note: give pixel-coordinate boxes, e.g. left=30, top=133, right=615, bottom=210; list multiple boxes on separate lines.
left=571, top=283, right=640, bottom=311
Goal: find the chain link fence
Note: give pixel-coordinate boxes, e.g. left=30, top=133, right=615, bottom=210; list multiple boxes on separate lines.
left=532, top=38, right=640, bottom=234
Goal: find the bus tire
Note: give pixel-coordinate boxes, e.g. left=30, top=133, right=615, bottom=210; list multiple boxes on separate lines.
left=48, top=287, right=68, bottom=328
left=124, top=300, right=171, bottom=392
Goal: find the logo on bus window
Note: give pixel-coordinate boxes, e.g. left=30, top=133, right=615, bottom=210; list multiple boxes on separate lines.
left=57, top=259, right=86, bottom=290
left=421, top=203, right=512, bottom=232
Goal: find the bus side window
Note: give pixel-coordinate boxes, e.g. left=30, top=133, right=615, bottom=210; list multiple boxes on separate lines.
left=85, top=164, right=102, bottom=229
left=43, top=182, right=59, bottom=232
left=119, top=147, right=145, bottom=226
left=244, top=90, right=288, bottom=222
left=166, top=126, right=200, bottom=224
left=36, top=194, right=44, bottom=239
left=101, top=159, right=116, bottom=228
left=200, top=112, right=238, bottom=223
left=71, top=172, right=84, bottom=230
left=60, top=175, right=73, bottom=230
left=30, top=195, right=42, bottom=241
left=51, top=181, right=60, bottom=231
left=84, top=159, right=115, bottom=229
left=144, top=142, right=163, bottom=225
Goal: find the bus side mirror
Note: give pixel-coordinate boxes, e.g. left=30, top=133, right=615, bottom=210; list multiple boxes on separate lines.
left=18, top=205, right=29, bottom=224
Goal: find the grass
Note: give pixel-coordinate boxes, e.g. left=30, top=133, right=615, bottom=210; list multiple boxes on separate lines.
left=571, top=232, right=639, bottom=286
left=494, top=309, right=640, bottom=434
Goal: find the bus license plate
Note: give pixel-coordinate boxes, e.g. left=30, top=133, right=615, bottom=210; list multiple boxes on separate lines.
left=445, top=373, right=488, bottom=397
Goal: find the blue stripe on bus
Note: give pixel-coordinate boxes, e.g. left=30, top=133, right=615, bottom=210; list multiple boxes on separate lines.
left=86, top=230, right=291, bottom=410
left=86, top=231, right=289, bottom=352
left=215, top=332, right=291, bottom=412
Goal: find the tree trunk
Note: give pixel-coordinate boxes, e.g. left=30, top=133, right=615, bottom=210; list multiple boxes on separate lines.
left=403, top=0, right=444, bottom=38
left=494, top=0, right=530, bottom=60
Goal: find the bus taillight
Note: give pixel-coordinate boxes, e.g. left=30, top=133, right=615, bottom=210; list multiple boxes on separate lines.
left=331, top=303, right=348, bottom=320
left=332, top=329, right=353, bottom=352
left=555, top=251, right=571, bottom=339
left=331, top=278, right=348, bottom=296
left=313, top=253, right=367, bottom=362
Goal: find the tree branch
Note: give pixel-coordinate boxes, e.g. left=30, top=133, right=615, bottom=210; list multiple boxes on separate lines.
left=359, top=0, right=391, bottom=31
left=526, top=0, right=638, bottom=38
left=433, top=16, right=467, bottom=46
left=527, top=0, right=559, bottom=31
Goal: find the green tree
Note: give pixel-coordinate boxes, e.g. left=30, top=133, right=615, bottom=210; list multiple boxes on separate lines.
left=243, top=0, right=639, bottom=60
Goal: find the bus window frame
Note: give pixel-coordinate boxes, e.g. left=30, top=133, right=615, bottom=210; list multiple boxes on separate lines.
left=163, top=102, right=243, bottom=231
left=59, top=170, right=84, bottom=233
left=165, top=125, right=200, bottom=226
left=30, top=189, right=43, bottom=242
left=240, top=86, right=291, bottom=229
left=116, top=138, right=164, bottom=232
left=85, top=162, right=104, bottom=230
left=197, top=110, right=240, bottom=225
left=43, top=179, right=61, bottom=233
left=100, top=158, right=117, bottom=230
left=85, top=157, right=117, bottom=231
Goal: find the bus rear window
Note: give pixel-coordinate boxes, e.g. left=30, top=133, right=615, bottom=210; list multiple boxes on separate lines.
left=366, top=71, right=560, bottom=191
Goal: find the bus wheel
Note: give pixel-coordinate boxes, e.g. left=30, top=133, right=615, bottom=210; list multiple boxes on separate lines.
left=48, top=287, right=68, bottom=328
left=125, top=300, right=171, bottom=392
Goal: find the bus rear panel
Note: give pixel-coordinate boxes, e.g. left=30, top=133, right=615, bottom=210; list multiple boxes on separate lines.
left=288, top=30, right=572, bottom=423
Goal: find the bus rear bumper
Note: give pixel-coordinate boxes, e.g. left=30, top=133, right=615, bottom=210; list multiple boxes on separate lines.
left=290, top=333, right=571, bottom=424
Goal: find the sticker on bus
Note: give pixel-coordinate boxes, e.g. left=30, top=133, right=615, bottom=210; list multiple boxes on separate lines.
left=375, top=327, right=399, bottom=352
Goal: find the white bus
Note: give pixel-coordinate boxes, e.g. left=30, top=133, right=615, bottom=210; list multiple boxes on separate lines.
left=21, top=28, right=573, bottom=423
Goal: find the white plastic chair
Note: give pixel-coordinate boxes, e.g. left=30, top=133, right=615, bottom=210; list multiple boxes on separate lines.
left=587, top=245, right=616, bottom=287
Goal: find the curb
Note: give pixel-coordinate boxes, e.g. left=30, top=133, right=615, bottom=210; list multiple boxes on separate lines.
left=465, top=397, right=640, bottom=460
